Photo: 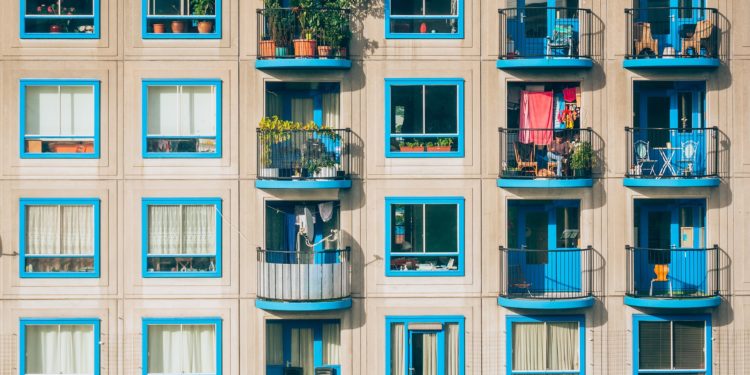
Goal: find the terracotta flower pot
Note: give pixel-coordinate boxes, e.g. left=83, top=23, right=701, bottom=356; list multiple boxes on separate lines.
left=153, top=23, right=166, bottom=33
left=197, top=21, right=213, bottom=33
left=317, top=45, right=334, bottom=58
left=293, top=39, right=317, bottom=58
left=399, top=146, right=424, bottom=153
left=426, top=146, right=451, bottom=152
left=49, top=24, right=62, bottom=33
left=170, top=20, right=186, bottom=33
left=259, top=40, right=276, bottom=59
left=336, top=47, right=348, bottom=58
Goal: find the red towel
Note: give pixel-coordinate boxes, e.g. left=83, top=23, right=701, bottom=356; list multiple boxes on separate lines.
left=519, top=91, right=553, bottom=145
left=563, top=87, right=577, bottom=102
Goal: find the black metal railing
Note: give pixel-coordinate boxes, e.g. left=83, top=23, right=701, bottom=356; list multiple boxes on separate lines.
left=256, top=8, right=351, bottom=60
left=499, top=128, right=597, bottom=179
left=498, top=7, right=592, bottom=59
left=257, top=128, right=351, bottom=180
left=257, top=247, right=351, bottom=302
left=625, top=7, right=722, bottom=60
left=626, top=245, right=719, bottom=298
left=625, top=127, right=718, bottom=179
left=499, top=246, right=597, bottom=299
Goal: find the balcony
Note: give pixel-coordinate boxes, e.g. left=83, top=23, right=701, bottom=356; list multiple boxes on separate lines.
left=624, top=7, right=723, bottom=69
left=498, top=128, right=597, bottom=188
left=256, top=7, right=351, bottom=69
left=498, top=246, right=599, bottom=310
left=625, top=127, right=720, bottom=187
left=497, top=7, right=593, bottom=69
left=256, top=248, right=351, bottom=312
left=256, top=125, right=352, bottom=189
left=625, top=246, right=721, bottom=309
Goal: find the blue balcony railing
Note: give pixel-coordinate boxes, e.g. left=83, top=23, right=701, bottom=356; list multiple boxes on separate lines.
left=625, top=127, right=719, bottom=179
left=625, top=245, right=719, bottom=298
left=499, top=7, right=592, bottom=60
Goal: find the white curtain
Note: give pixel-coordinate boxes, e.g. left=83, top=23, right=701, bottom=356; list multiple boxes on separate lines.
left=547, top=322, right=578, bottom=371
left=25, top=324, right=95, bottom=374
left=182, top=205, right=215, bottom=254
left=512, top=322, right=546, bottom=371
left=148, top=206, right=182, bottom=255
left=291, top=328, right=314, bottom=375
left=322, top=323, right=340, bottom=365
left=25, top=85, right=95, bottom=137
left=266, top=323, right=283, bottom=365
left=390, top=323, right=404, bottom=375
left=26, top=205, right=94, bottom=256
left=421, top=333, right=438, bottom=375
left=148, top=205, right=215, bottom=255
left=147, top=324, right=216, bottom=374
left=322, top=92, right=340, bottom=128
left=147, top=86, right=215, bottom=137
left=291, top=98, right=314, bottom=124
left=445, top=323, right=460, bottom=375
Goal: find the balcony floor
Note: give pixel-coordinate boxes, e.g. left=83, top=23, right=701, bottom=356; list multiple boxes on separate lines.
left=255, top=58, right=352, bottom=70
left=623, top=295, right=721, bottom=309
left=623, top=57, right=720, bottom=69
left=496, top=58, right=593, bottom=69
left=255, top=179, right=352, bottom=189
left=497, top=178, right=593, bottom=188
left=623, top=177, right=720, bottom=188
left=255, top=297, right=352, bottom=312
left=497, top=296, right=595, bottom=310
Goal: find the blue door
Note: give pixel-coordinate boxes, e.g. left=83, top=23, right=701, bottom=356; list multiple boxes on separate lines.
left=508, top=0, right=580, bottom=57
left=637, top=0, right=705, bottom=55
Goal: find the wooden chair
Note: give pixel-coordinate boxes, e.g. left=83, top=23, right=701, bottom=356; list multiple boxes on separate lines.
left=513, top=142, right=538, bottom=176
left=633, top=22, right=658, bottom=56
left=681, top=19, right=713, bottom=56
left=650, top=264, right=673, bottom=296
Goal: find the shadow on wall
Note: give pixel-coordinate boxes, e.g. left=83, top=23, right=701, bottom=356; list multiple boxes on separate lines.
left=350, top=0, right=382, bottom=57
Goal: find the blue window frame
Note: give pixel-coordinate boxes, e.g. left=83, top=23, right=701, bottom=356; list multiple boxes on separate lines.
left=142, top=0, right=222, bottom=39
left=142, top=317, right=222, bottom=375
left=142, top=198, right=222, bottom=278
left=20, top=79, right=101, bottom=159
left=632, top=314, right=711, bottom=375
left=19, top=198, right=101, bottom=279
left=506, top=315, right=585, bottom=375
left=385, top=197, right=465, bottom=276
left=142, top=79, right=222, bottom=158
left=385, top=315, right=465, bottom=375
left=385, top=78, right=464, bottom=158
left=385, top=0, right=464, bottom=39
left=20, top=318, right=101, bottom=375
left=21, top=0, right=101, bottom=39
left=265, top=319, right=342, bottom=375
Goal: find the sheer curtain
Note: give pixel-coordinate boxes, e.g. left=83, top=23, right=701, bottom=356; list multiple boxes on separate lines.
left=182, top=205, right=215, bottom=254
left=291, top=98, right=314, bottom=124
left=291, top=328, right=314, bottom=375
left=512, top=322, right=546, bottom=371
left=547, top=322, right=578, bottom=371
left=322, top=92, right=340, bottom=128
left=390, top=323, right=405, bottom=375
left=445, top=323, right=460, bottom=375
left=26, top=205, right=93, bottom=256
left=147, top=324, right=216, bottom=374
left=322, top=323, right=340, bottom=365
left=266, top=92, right=283, bottom=118
left=61, top=206, right=94, bottom=255
left=266, top=323, right=283, bottom=365
left=148, top=206, right=182, bottom=255
left=421, top=333, right=438, bottom=375
left=26, top=205, right=60, bottom=255
left=148, top=205, right=215, bottom=255
left=26, top=324, right=95, bottom=374
left=148, top=86, right=215, bottom=137
left=25, top=86, right=95, bottom=137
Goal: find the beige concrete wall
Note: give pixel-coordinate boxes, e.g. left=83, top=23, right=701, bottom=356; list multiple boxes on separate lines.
left=1, top=0, right=749, bottom=373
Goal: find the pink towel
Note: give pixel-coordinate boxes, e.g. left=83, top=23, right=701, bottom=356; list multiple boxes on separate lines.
left=519, top=91, right=553, bottom=145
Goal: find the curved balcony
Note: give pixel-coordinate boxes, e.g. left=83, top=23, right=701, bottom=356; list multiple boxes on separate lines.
left=255, top=8, right=352, bottom=69
left=498, top=246, right=599, bottom=310
left=497, top=7, right=593, bottom=69
left=256, top=128, right=352, bottom=189
left=625, top=246, right=721, bottom=309
left=624, top=127, right=720, bottom=187
left=624, top=8, right=723, bottom=69
left=498, top=128, right=598, bottom=188
left=256, top=248, right=351, bottom=311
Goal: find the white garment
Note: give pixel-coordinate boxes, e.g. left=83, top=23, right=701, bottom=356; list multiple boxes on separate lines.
left=318, top=202, right=334, bottom=223
left=25, top=324, right=95, bottom=374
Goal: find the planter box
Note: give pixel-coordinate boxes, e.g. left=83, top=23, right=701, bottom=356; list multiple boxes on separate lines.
left=293, top=39, right=317, bottom=58
left=259, top=40, right=276, bottom=59
left=399, top=146, right=424, bottom=152
left=26, top=140, right=42, bottom=153
left=426, top=146, right=451, bottom=152
left=314, top=166, right=338, bottom=179
left=260, top=168, right=280, bottom=178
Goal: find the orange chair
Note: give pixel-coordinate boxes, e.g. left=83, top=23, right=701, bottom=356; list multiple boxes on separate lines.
left=633, top=22, right=659, bottom=56
left=649, top=264, right=673, bottom=296
left=514, top=142, right=538, bottom=176
left=681, top=19, right=713, bottom=56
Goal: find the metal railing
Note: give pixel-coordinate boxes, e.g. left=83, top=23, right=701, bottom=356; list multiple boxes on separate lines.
left=499, top=128, right=596, bottom=179
left=625, top=127, right=718, bottom=179
left=625, top=245, right=719, bottom=298
left=256, top=8, right=350, bottom=60
left=625, top=7, right=722, bottom=60
left=257, top=128, right=351, bottom=180
left=499, top=246, right=597, bottom=299
left=257, top=247, right=351, bottom=302
left=498, top=7, right=592, bottom=59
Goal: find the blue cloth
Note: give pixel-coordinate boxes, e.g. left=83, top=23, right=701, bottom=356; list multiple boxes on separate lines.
left=554, top=93, right=565, bottom=129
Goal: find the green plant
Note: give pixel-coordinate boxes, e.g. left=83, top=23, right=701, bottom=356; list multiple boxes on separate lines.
left=265, top=0, right=295, bottom=47
left=405, top=140, right=424, bottom=148
left=258, top=116, right=341, bottom=167
left=191, top=0, right=215, bottom=15
left=317, top=1, right=351, bottom=49
left=437, top=138, right=453, bottom=147
left=570, top=141, right=595, bottom=171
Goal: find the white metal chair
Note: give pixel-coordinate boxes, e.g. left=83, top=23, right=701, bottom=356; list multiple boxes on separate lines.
left=634, top=140, right=656, bottom=176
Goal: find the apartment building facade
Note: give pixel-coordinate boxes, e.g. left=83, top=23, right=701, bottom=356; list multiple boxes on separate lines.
left=0, top=0, right=746, bottom=374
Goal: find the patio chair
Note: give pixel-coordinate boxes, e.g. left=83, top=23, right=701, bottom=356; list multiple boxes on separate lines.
left=681, top=19, right=714, bottom=56
left=649, top=264, right=673, bottom=297
left=679, top=140, right=699, bottom=176
left=509, top=264, right=533, bottom=297
left=633, top=22, right=659, bottom=57
left=633, top=140, right=656, bottom=176
left=546, top=24, right=575, bottom=57
left=514, top=142, right=538, bottom=176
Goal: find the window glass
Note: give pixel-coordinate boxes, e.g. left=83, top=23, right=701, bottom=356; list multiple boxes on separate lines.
left=511, top=321, right=579, bottom=372
left=265, top=82, right=341, bottom=127
left=388, top=0, right=461, bottom=36
left=555, top=206, right=579, bottom=248
left=265, top=321, right=341, bottom=374
left=144, top=0, right=219, bottom=37
left=24, top=323, right=96, bottom=374
left=147, top=323, right=217, bottom=374
left=22, top=0, right=98, bottom=38
left=638, top=320, right=705, bottom=371
left=388, top=319, right=461, bottom=375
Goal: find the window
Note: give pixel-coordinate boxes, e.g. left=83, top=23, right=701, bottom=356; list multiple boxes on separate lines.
left=142, top=80, right=222, bottom=158
left=386, top=0, right=463, bottom=38
left=507, top=200, right=580, bottom=266
left=20, top=318, right=100, bottom=375
left=634, top=315, right=710, bottom=374
left=19, top=198, right=100, bottom=278
left=386, top=79, right=464, bottom=158
left=142, top=198, right=222, bottom=278
left=142, top=0, right=222, bottom=39
left=386, top=316, right=464, bottom=375
left=265, top=82, right=341, bottom=127
left=266, top=320, right=341, bottom=375
left=21, top=0, right=100, bottom=39
left=386, top=197, right=464, bottom=276
left=20, top=80, right=100, bottom=159
left=143, top=318, right=221, bottom=375
left=507, top=316, right=584, bottom=374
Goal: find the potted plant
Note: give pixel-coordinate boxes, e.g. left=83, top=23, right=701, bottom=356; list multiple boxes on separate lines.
left=314, top=156, right=338, bottom=178
left=267, top=2, right=295, bottom=57
left=399, top=140, right=424, bottom=153
left=192, top=0, right=215, bottom=33
left=426, top=138, right=453, bottom=152
left=258, top=116, right=291, bottom=178
left=570, top=141, right=595, bottom=177
left=171, top=20, right=186, bottom=33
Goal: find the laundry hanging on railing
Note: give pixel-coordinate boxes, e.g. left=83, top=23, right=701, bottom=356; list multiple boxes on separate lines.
left=519, top=90, right=553, bottom=144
